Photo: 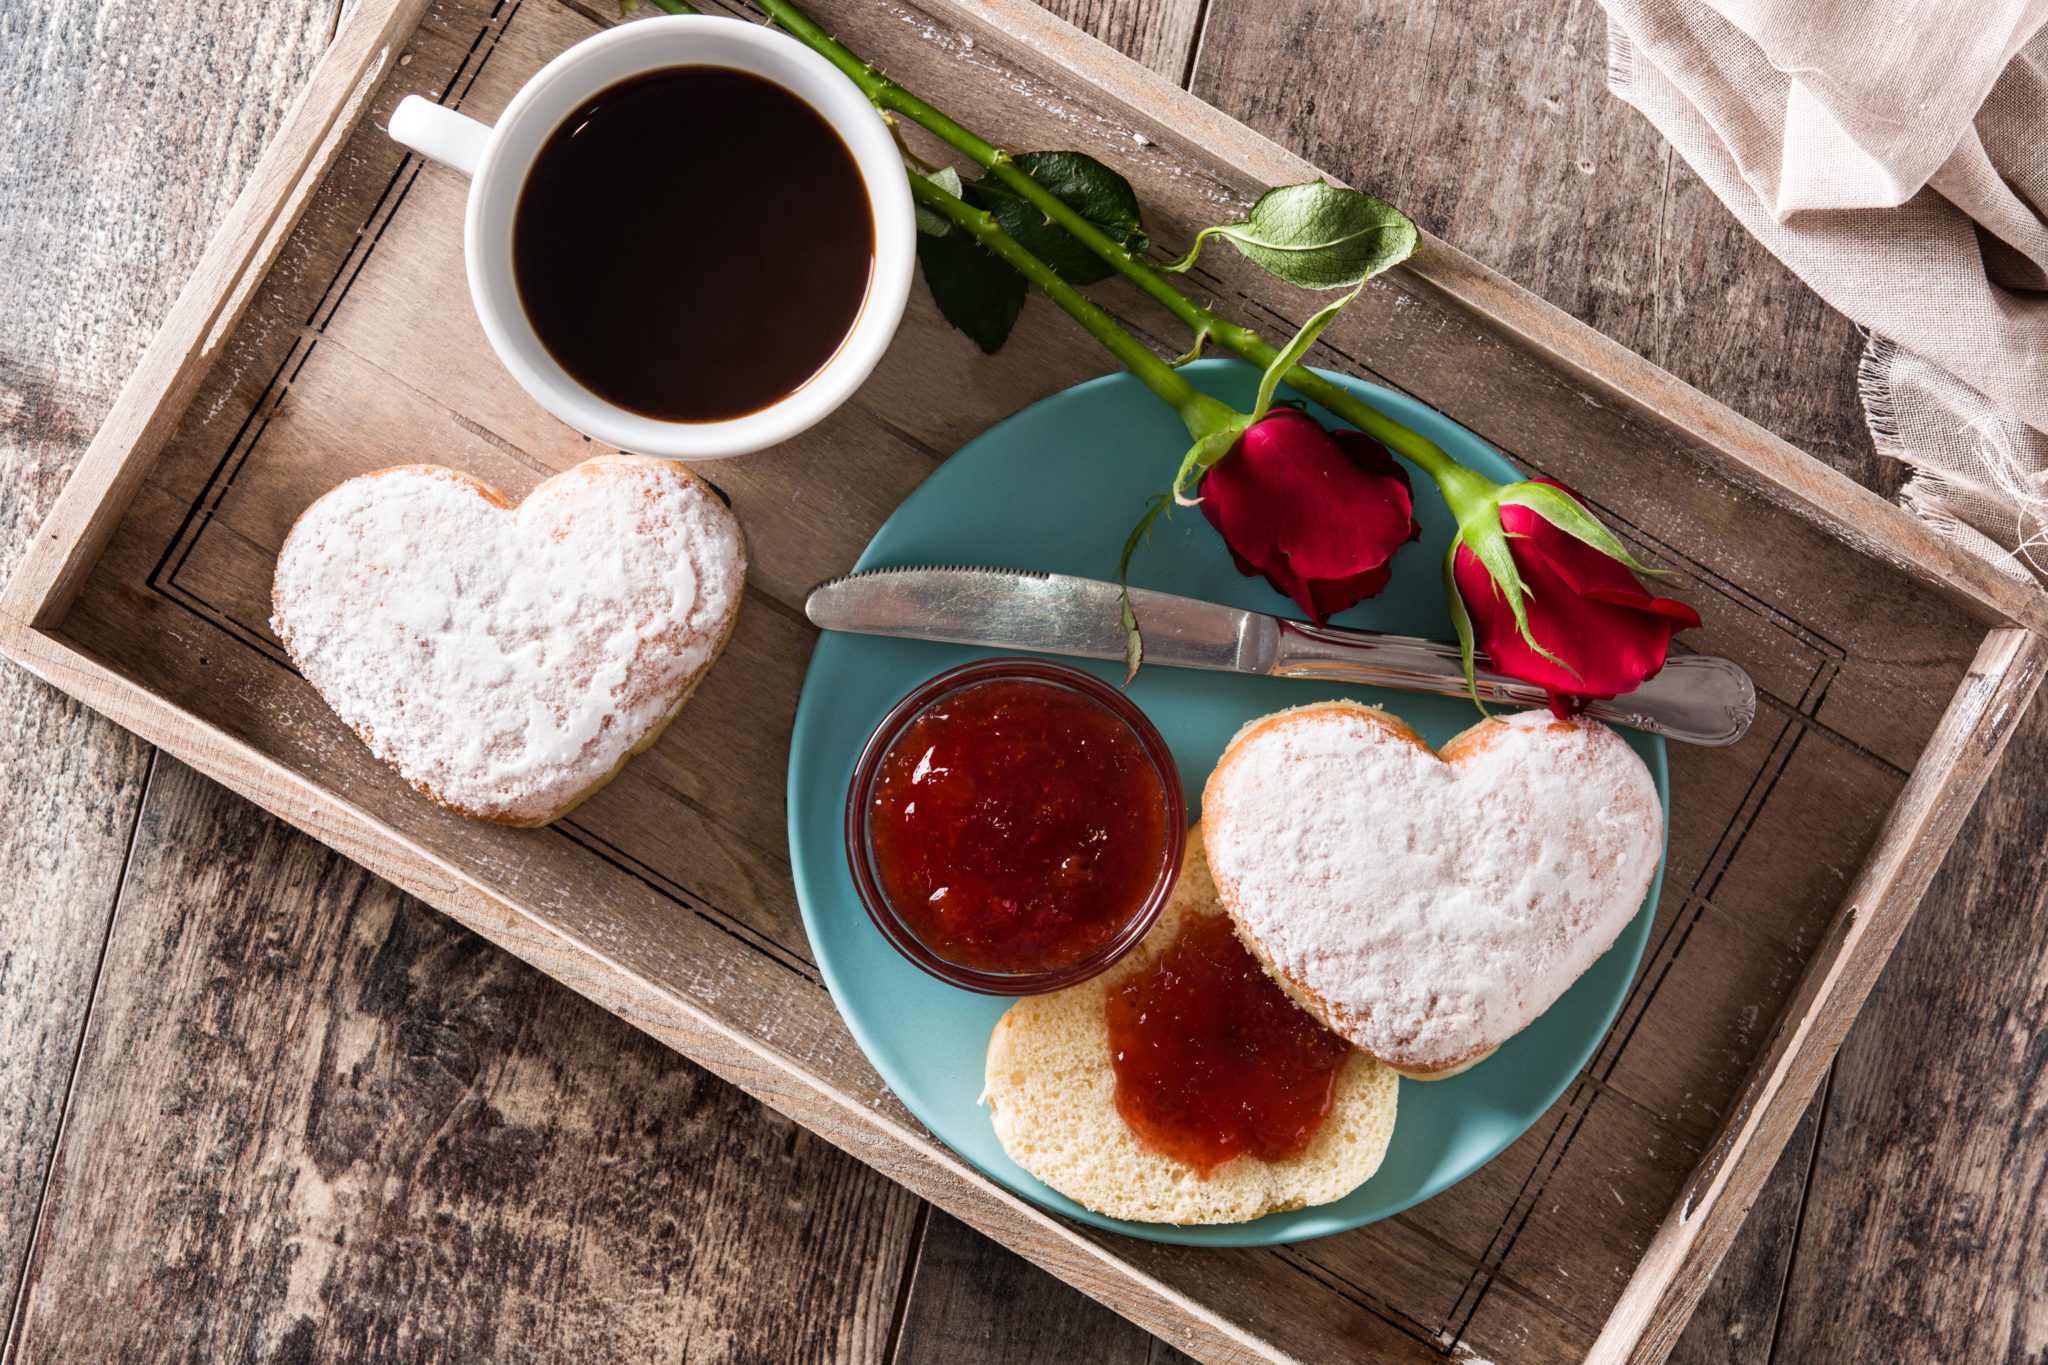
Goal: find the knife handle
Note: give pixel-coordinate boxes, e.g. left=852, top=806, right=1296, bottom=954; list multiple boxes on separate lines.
left=1271, top=621, right=1756, bottom=747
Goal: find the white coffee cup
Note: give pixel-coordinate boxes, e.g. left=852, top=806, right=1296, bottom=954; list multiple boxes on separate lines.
left=388, top=15, right=914, bottom=459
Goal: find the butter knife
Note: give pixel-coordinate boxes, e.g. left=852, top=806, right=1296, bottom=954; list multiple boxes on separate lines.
left=805, top=565, right=1755, bottom=747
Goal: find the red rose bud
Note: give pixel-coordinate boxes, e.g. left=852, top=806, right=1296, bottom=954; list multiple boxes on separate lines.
left=1199, top=408, right=1422, bottom=623
left=1451, top=478, right=1702, bottom=715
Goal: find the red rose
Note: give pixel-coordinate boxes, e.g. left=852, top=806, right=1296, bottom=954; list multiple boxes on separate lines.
left=1198, top=408, right=1421, bottom=623
left=1451, top=478, right=1701, bottom=715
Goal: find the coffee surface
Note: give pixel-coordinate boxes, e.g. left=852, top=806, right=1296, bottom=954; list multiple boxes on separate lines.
left=514, top=66, right=873, bottom=423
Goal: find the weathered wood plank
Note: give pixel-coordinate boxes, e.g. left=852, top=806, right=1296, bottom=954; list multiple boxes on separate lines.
left=1665, top=1087, right=1823, bottom=1365
left=1496, top=1089, right=1706, bottom=1329
left=912, top=0, right=2043, bottom=636
left=0, top=0, right=344, bottom=1320
left=0, top=653, right=149, bottom=1318
left=0, top=0, right=433, bottom=627
left=1031, top=0, right=1205, bottom=81
left=10, top=0, right=2042, bottom=1357
left=1592, top=627, right=2048, bottom=1364
left=894, top=1210, right=1197, bottom=1365
left=8, top=757, right=924, bottom=1363
left=900, top=0, right=2048, bottom=1354
left=1188, top=0, right=1880, bottom=495
left=1769, top=695, right=2048, bottom=1364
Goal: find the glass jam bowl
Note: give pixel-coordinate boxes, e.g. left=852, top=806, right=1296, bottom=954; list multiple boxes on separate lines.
left=845, top=658, right=1186, bottom=995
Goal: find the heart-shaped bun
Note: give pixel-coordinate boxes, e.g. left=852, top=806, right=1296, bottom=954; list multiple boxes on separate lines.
left=271, top=455, right=744, bottom=827
left=1202, top=702, right=1661, bottom=1078
left=983, top=832, right=1398, bottom=1224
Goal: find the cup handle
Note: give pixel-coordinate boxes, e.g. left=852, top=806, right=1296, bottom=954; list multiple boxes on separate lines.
left=389, top=95, right=491, bottom=176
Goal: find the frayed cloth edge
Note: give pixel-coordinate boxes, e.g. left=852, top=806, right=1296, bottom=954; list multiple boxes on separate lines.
left=1605, top=19, right=1638, bottom=96
left=1857, top=331, right=1907, bottom=459
left=1899, top=477, right=2043, bottom=583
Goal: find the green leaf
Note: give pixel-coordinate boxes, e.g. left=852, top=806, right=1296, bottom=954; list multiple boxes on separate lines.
left=1171, top=420, right=1250, bottom=505
left=913, top=155, right=1146, bottom=351
left=1116, top=495, right=1173, bottom=684
left=913, top=167, right=964, bottom=237
left=973, top=152, right=1149, bottom=287
left=916, top=222, right=1027, bottom=353
left=1164, top=180, right=1418, bottom=290
left=1495, top=482, right=1671, bottom=578
left=1252, top=282, right=1362, bottom=420
left=1443, top=540, right=1488, bottom=712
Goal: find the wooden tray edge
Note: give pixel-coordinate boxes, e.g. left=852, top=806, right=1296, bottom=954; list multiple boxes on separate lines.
left=919, top=0, right=2048, bottom=638
left=10, top=581, right=2034, bottom=1364
left=0, top=0, right=430, bottom=632
left=11, top=0, right=2046, bottom=643
left=0, top=608, right=1295, bottom=1365
left=1592, top=625, right=2048, bottom=1365
left=7, top=0, right=2046, bottom=1356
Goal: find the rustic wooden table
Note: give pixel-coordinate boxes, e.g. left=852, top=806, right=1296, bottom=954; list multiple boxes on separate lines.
left=4, top=0, right=2044, bottom=1360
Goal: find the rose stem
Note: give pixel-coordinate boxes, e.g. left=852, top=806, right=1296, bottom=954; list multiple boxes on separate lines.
left=910, top=177, right=1241, bottom=438
left=722, top=0, right=1497, bottom=506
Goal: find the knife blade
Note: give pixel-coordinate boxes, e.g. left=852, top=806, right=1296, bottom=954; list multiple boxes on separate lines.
left=804, top=565, right=1755, bottom=747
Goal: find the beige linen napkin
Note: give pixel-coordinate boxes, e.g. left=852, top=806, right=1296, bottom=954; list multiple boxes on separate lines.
left=1600, top=0, right=2048, bottom=579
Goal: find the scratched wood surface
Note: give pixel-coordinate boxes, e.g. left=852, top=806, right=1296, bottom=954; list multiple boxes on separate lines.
left=8, top=757, right=923, bottom=1363
left=39, top=2, right=1987, bottom=1355
left=0, top=0, right=339, bottom=1324
left=1762, top=696, right=2048, bottom=1365
left=2, top=0, right=2045, bottom=1361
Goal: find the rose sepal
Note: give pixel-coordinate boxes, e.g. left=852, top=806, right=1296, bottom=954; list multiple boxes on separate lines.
left=1443, top=476, right=1703, bottom=714
left=1436, top=478, right=1587, bottom=699
left=1493, top=481, right=1672, bottom=581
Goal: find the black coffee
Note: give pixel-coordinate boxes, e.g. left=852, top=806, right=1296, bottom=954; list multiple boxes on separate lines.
left=513, top=66, right=874, bottom=423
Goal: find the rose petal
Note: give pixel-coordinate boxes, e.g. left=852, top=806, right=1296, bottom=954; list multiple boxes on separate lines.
left=1200, top=409, right=1420, bottom=623
left=1454, top=477, right=1699, bottom=704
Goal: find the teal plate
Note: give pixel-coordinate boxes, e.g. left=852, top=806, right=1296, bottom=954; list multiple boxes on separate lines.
left=786, top=360, right=1667, bottom=1247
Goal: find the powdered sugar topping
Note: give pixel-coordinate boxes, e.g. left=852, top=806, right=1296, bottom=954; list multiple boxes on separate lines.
left=1203, top=708, right=1661, bottom=1070
left=271, top=458, right=744, bottom=824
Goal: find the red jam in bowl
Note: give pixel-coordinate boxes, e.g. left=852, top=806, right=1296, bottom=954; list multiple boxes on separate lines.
left=1106, top=913, right=1352, bottom=1177
left=851, top=660, right=1183, bottom=993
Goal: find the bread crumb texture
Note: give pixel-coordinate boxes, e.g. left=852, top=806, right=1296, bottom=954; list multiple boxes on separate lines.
left=271, top=456, right=744, bottom=825
left=1204, top=702, right=1661, bottom=1074
left=983, top=835, right=1398, bottom=1225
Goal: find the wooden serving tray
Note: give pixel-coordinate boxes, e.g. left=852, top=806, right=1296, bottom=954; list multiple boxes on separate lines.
left=6, top=0, right=2046, bottom=1359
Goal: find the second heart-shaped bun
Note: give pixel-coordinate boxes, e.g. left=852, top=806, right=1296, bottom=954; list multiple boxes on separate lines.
left=271, top=455, right=745, bottom=827
left=1202, top=703, right=1661, bottom=1079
